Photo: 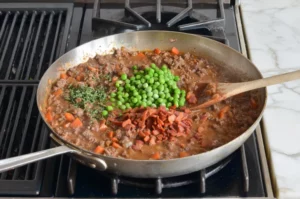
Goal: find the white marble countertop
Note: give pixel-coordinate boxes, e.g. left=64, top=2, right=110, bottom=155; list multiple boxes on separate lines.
left=241, top=0, right=300, bottom=198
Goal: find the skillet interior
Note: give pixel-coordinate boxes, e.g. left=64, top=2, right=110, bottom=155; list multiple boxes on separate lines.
left=37, top=31, right=267, bottom=178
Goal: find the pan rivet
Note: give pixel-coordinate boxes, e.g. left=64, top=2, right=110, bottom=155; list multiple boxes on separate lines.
left=89, top=163, right=96, bottom=168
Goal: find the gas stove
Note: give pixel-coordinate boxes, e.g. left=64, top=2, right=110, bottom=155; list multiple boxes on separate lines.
left=0, top=0, right=274, bottom=198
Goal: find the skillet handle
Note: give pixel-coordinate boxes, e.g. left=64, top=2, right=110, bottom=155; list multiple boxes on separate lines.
left=0, top=146, right=74, bottom=173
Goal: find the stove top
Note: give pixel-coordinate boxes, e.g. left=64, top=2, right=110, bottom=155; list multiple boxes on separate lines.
left=0, top=0, right=273, bottom=198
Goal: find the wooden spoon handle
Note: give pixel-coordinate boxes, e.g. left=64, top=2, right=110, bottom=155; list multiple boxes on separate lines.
left=228, top=70, right=300, bottom=97
left=245, top=70, right=300, bottom=90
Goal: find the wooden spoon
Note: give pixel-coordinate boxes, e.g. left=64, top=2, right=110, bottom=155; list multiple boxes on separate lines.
left=190, top=70, right=300, bottom=112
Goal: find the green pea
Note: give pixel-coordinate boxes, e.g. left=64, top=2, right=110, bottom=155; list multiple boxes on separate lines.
left=159, top=78, right=165, bottom=84
left=157, top=98, right=163, bottom=103
left=110, top=92, right=116, bottom=97
left=146, top=87, right=152, bottom=92
left=141, top=79, right=145, bottom=84
left=124, top=93, right=129, bottom=98
left=147, top=92, right=153, bottom=97
left=137, top=95, right=142, bottom=101
left=118, top=87, right=124, bottom=92
left=174, top=76, right=180, bottom=81
left=142, top=94, right=147, bottom=99
left=160, top=103, right=166, bottom=107
left=158, top=84, right=164, bottom=91
left=102, top=110, right=108, bottom=116
left=149, top=68, right=155, bottom=74
left=136, top=80, right=141, bottom=85
left=149, top=78, right=154, bottom=84
left=121, top=74, right=127, bottom=80
left=117, top=101, right=122, bottom=106
left=167, top=102, right=172, bottom=107
left=132, top=98, right=138, bottom=103
left=161, top=64, right=168, bottom=70
left=132, top=65, right=138, bottom=70
left=169, top=96, right=174, bottom=101
left=130, top=77, right=135, bottom=81
left=136, top=75, right=141, bottom=79
left=141, top=102, right=147, bottom=107
left=143, top=83, right=148, bottom=88
left=107, top=106, right=113, bottom=111
left=133, top=91, right=139, bottom=96
left=117, top=94, right=123, bottom=99
left=160, top=93, right=165, bottom=99
left=125, top=79, right=130, bottom=84
left=121, top=105, right=126, bottom=110
left=151, top=104, right=157, bottom=108
left=174, top=88, right=181, bottom=94
left=153, top=90, right=158, bottom=94
left=130, top=86, right=135, bottom=91
left=179, top=98, right=185, bottom=106
left=125, top=103, right=131, bottom=109
left=145, top=75, right=150, bottom=79
left=111, top=98, right=116, bottom=102
left=151, top=63, right=156, bottom=68
left=165, top=93, right=171, bottom=99
left=153, top=93, right=159, bottom=99
left=174, top=101, right=179, bottom=107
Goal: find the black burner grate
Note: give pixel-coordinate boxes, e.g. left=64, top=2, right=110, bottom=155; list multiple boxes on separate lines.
left=0, top=3, right=73, bottom=195
left=0, top=3, right=73, bottom=81
left=92, top=0, right=225, bottom=33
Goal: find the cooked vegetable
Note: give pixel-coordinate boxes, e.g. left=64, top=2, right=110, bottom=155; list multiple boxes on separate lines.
left=109, top=63, right=186, bottom=110
left=65, top=85, right=106, bottom=119
left=94, top=146, right=105, bottom=154
left=171, top=47, right=179, bottom=55
left=71, top=118, right=83, bottom=128
left=64, top=112, right=75, bottom=121
left=45, top=111, right=53, bottom=122
left=60, top=73, right=68, bottom=79
left=151, top=152, right=160, bottom=160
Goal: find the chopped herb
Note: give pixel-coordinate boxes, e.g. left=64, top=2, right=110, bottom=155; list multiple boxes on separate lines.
left=65, top=85, right=107, bottom=119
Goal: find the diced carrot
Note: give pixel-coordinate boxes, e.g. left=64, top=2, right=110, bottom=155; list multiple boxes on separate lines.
left=47, top=106, right=53, bottom=111
left=112, top=137, right=118, bottom=142
left=112, top=76, right=118, bottom=82
left=151, top=152, right=160, bottom=160
left=171, top=47, right=179, bottom=55
left=218, top=105, right=230, bottom=119
left=64, top=112, right=75, bottom=122
left=76, top=75, right=84, bottom=81
left=94, top=146, right=105, bottom=154
left=144, top=135, right=150, bottom=142
left=88, top=66, right=97, bottom=72
left=70, top=118, right=83, bottom=128
left=53, top=89, right=63, bottom=97
left=179, top=151, right=189, bottom=158
left=250, top=98, right=258, bottom=109
left=60, top=73, right=68, bottom=79
left=108, top=131, right=114, bottom=138
left=112, top=142, right=122, bottom=149
left=154, top=48, right=161, bottom=54
left=137, top=52, right=145, bottom=58
left=45, top=111, right=53, bottom=122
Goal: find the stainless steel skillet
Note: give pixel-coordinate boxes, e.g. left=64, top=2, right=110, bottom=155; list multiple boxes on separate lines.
left=0, top=31, right=267, bottom=178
